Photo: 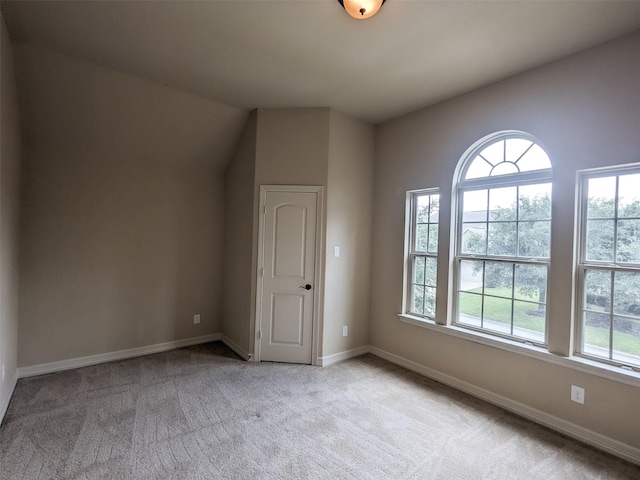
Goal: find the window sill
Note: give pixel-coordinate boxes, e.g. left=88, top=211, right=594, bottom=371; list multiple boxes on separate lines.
left=397, top=313, right=640, bottom=387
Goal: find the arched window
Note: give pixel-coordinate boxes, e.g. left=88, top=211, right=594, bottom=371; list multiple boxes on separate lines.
left=453, top=132, right=552, bottom=345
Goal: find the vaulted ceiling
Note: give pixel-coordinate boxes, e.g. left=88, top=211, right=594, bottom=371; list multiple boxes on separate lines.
left=2, top=1, right=640, bottom=124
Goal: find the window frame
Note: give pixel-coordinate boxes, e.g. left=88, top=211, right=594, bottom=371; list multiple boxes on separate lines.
left=575, top=164, right=640, bottom=371
left=404, top=188, right=440, bottom=320
left=452, top=132, right=553, bottom=347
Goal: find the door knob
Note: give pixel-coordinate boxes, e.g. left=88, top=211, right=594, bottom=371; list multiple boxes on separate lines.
left=299, top=284, right=312, bottom=290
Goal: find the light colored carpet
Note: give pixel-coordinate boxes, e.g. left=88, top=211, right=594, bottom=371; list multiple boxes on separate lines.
left=0, top=342, right=637, bottom=480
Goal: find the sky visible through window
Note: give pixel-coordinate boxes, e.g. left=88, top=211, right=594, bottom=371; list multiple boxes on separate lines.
left=464, top=139, right=551, bottom=180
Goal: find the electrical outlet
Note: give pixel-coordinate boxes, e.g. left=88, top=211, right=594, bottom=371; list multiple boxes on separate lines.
left=334, top=246, right=340, bottom=258
left=571, top=385, right=585, bottom=404
left=343, top=326, right=348, bottom=336
left=1, top=364, right=4, bottom=381
left=193, top=314, right=201, bottom=325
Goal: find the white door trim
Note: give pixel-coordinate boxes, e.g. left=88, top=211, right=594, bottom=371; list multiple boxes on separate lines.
left=254, top=185, right=324, bottom=366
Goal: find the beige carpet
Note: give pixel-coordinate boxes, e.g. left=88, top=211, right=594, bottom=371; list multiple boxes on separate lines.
left=0, top=342, right=637, bottom=480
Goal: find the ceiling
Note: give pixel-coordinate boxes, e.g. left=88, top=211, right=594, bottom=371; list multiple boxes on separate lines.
left=2, top=0, right=640, bottom=124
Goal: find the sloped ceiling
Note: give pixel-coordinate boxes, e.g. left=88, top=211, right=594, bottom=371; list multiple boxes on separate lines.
left=2, top=0, right=640, bottom=124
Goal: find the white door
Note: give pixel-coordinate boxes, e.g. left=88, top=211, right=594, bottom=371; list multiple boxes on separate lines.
left=256, top=186, right=322, bottom=364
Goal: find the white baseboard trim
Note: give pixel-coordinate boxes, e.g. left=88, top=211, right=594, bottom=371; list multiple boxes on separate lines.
left=318, top=345, right=370, bottom=367
left=0, top=371, right=19, bottom=425
left=368, top=346, right=640, bottom=466
left=221, top=335, right=250, bottom=361
left=16, top=333, right=222, bottom=379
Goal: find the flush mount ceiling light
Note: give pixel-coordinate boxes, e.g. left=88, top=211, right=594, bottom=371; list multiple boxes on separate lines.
left=338, top=0, right=386, bottom=20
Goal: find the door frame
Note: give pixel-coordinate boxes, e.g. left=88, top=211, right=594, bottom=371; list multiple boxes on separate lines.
left=253, top=185, right=324, bottom=366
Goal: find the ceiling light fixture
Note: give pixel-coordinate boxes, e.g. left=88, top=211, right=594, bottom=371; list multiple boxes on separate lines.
left=338, top=0, right=386, bottom=20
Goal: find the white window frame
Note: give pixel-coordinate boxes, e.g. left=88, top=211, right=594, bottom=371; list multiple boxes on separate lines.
left=452, top=131, right=552, bottom=346
left=403, top=188, right=440, bottom=320
left=575, top=164, right=640, bottom=371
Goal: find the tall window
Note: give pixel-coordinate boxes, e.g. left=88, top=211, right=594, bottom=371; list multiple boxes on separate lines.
left=406, top=189, right=440, bottom=318
left=454, top=133, right=552, bottom=345
left=577, top=167, right=640, bottom=369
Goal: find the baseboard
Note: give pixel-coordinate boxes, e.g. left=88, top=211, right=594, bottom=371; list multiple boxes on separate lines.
left=0, top=371, right=19, bottom=425
left=221, top=335, right=250, bottom=360
left=17, top=333, right=222, bottom=378
left=318, top=345, right=370, bottom=367
left=368, top=346, right=640, bottom=466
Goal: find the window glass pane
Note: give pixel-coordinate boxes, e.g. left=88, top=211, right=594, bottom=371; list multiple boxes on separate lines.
left=519, top=183, right=551, bottom=221
left=513, top=301, right=545, bottom=343
left=491, top=162, right=518, bottom=176
left=428, top=224, right=439, bottom=253
left=516, top=144, right=551, bottom=172
left=411, top=285, right=424, bottom=314
left=612, top=317, right=640, bottom=367
left=618, top=173, right=640, bottom=218
left=613, top=271, right=640, bottom=318
left=482, top=296, right=513, bottom=334
left=517, top=221, right=550, bottom=258
left=489, top=187, right=517, bottom=221
left=416, top=195, right=430, bottom=223
left=408, top=189, right=439, bottom=318
left=585, top=219, right=614, bottom=262
left=587, top=176, right=616, bottom=219
left=478, top=140, right=504, bottom=166
left=424, top=257, right=437, bottom=286
left=462, top=223, right=487, bottom=255
left=459, top=260, right=483, bottom=292
left=583, top=311, right=611, bottom=359
left=457, top=292, right=482, bottom=327
left=487, top=222, right=517, bottom=256
left=424, top=287, right=436, bottom=317
left=505, top=139, right=533, bottom=163
left=415, top=224, right=428, bottom=251
left=413, top=256, right=425, bottom=284
left=484, top=261, right=513, bottom=291
left=465, top=157, right=492, bottom=179
left=457, top=136, right=551, bottom=344
left=429, top=194, right=440, bottom=222
left=462, top=190, right=488, bottom=222
left=514, top=264, right=547, bottom=305
left=584, top=269, right=611, bottom=313
left=616, top=219, right=640, bottom=263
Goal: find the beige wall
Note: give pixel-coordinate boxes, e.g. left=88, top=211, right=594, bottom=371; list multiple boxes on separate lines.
left=255, top=108, right=331, bottom=186
left=224, top=107, right=375, bottom=360
left=372, top=31, right=640, bottom=449
left=252, top=108, right=331, bottom=358
left=16, top=45, right=247, bottom=366
left=324, top=110, right=374, bottom=356
left=222, top=111, right=257, bottom=355
left=0, top=12, right=22, bottom=416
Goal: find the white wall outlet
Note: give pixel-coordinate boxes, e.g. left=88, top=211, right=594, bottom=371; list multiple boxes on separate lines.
left=1, top=364, right=4, bottom=381
left=571, top=385, right=585, bottom=404
left=334, top=246, right=340, bottom=258
left=343, top=325, right=348, bottom=336
left=193, top=314, right=201, bottom=325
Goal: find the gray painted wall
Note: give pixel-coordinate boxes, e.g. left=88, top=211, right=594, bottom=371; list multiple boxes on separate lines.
left=324, top=110, right=374, bottom=356
left=222, top=111, right=257, bottom=355
left=372, top=31, right=640, bottom=450
left=0, top=11, right=22, bottom=417
left=15, top=45, right=247, bottom=366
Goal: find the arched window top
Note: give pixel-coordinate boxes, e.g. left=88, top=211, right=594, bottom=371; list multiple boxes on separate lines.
left=462, top=134, right=551, bottom=182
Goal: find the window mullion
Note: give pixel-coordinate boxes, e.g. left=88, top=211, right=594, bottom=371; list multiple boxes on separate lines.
left=609, top=270, right=615, bottom=361
left=510, top=263, right=516, bottom=336
left=613, top=175, right=620, bottom=264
